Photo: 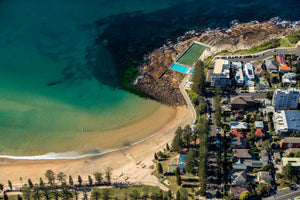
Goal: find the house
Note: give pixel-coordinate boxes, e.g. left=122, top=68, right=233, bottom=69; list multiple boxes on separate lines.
left=257, top=171, right=272, bottom=184
left=230, top=185, right=253, bottom=198
left=243, top=63, right=255, bottom=81
left=280, top=137, right=300, bottom=149
left=211, top=59, right=231, bottom=87
left=232, top=158, right=268, bottom=172
left=232, top=62, right=244, bottom=86
left=231, top=95, right=255, bottom=110
left=231, top=170, right=247, bottom=185
left=265, top=60, right=278, bottom=73
left=255, top=128, right=265, bottom=137
left=230, top=128, right=245, bottom=137
left=274, top=111, right=300, bottom=134
left=282, top=72, right=297, bottom=85
left=233, top=112, right=244, bottom=120
left=231, top=137, right=248, bottom=149
left=261, top=150, right=269, bottom=163
left=230, top=122, right=248, bottom=129
left=272, top=88, right=300, bottom=110
left=255, top=121, right=264, bottom=129
left=233, top=149, right=253, bottom=160
left=281, top=157, right=300, bottom=168
left=276, top=54, right=291, bottom=73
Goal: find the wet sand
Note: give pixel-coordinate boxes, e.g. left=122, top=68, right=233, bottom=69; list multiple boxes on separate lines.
left=0, top=106, right=192, bottom=186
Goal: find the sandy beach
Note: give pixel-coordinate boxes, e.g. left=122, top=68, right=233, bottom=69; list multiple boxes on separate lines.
left=0, top=106, right=192, bottom=188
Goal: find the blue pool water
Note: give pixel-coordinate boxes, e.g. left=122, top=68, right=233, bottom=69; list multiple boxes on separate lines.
left=171, top=64, right=190, bottom=74
left=179, top=154, right=186, bottom=163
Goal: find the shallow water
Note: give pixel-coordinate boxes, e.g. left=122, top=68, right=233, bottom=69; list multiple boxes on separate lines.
left=1, top=0, right=300, bottom=157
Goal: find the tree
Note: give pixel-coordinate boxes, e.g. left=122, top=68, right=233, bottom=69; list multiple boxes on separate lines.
left=17, top=195, right=22, bottom=200
left=185, top=149, right=196, bottom=174
left=175, top=167, right=182, bottom=186
left=3, top=192, right=8, bottom=200
left=69, top=175, right=74, bottom=186
left=39, top=178, right=44, bottom=187
left=91, top=190, right=101, bottom=200
left=26, top=179, right=33, bottom=189
left=32, top=186, right=41, bottom=200
left=105, top=167, right=113, bottom=184
left=171, top=127, right=183, bottom=152
left=182, top=125, right=191, bottom=146
left=266, top=91, right=273, bottom=100
left=45, top=170, right=55, bottom=185
left=102, top=189, right=110, bottom=200
left=239, top=191, right=251, bottom=200
left=283, top=163, right=294, bottom=181
left=256, top=184, right=270, bottom=196
left=57, top=172, right=66, bottom=185
left=88, top=175, right=93, bottom=186
left=192, top=60, right=206, bottom=95
left=93, top=172, right=103, bottom=185
left=22, top=186, right=31, bottom=200
left=0, top=183, right=3, bottom=192
left=130, top=190, right=140, bottom=200
left=166, top=143, right=170, bottom=151
left=77, top=175, right=82, bottom=186
left=157, top=162, right=163, bottom=174
left=199, top=186, right=206, bottom=197
left=176, top=191, right=181, bottom=200
left=154, top=152, right=158, bottom=160
left=8, top=180, right=12, bottom=190
left=167, top=190, right=172, bottom=200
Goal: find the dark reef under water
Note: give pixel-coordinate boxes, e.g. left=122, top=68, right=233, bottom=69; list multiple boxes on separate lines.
left=87, top=0, right=300, bottom=90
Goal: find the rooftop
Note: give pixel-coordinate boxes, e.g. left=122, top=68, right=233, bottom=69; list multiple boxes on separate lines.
left=281, top=137, right=300, bottom=144
left=213, top=59, right=230, bottom=78
left=282, top=157, right=300, bottom=167
left=231, top=96, right=254, bottom=105
left=230, top=122, right=248, bottom=129
left=255, top=121, right=264, bottom=128
left=233, top=149, right=253, bottom=159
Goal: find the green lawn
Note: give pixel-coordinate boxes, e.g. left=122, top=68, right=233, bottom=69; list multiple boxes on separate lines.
left=92, top=185, right=166, bottom=199
left=177, top=43, right=207, bottom=66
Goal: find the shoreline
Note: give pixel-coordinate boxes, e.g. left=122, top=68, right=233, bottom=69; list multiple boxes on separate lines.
left=0, top=106, right=193, bottom=185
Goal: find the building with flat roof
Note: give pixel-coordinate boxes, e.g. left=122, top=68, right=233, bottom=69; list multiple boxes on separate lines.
left=243, top=63, right=255, bottom=81
left=282, top=157, right=300, bottom=167
left=230, top=122, right=248, bottom=129
left=280, top=137, right=300, bottom=149
left=232, top=62, right=244, bottom=86
left=272, top=88, right=300, bottom=110
left=274, top=111, right=300, bottom=134
left=211, top=59, right=231, bottom=87
left=282, top=72, right=297, bottom=85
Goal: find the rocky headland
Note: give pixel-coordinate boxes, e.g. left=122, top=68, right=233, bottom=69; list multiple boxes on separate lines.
left=137, top=20, right=298, bottom=106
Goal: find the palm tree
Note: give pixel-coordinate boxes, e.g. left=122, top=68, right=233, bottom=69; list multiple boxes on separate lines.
left=8, top=180, right=12, bottom=190
left=77, top=175, right=82, bottom=186
left=28, top=179, right=33, bottom=189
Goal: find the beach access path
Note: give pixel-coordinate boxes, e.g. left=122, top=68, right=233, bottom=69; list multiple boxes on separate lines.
left=179, top=73, right=197, bottom=124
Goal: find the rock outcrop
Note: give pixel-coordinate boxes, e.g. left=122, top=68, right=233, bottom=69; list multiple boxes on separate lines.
left=137, top=20, right=298, bottom=106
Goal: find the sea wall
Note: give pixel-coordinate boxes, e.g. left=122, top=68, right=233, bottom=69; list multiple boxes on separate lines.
left=137, top=20, right=297, bottom=106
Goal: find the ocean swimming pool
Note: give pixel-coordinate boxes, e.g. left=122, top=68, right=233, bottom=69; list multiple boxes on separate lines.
left=171, top=64, right=190, bottom=74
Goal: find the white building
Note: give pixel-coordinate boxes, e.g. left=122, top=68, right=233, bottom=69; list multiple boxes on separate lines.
left=274, top=110, right=300, bottom=134
left=211, top=59, right=231, bottom=87
left=232, top=62, right=244, bottom=86
left=282, top=72, right=297, bottom=85
left=272, top=88, right=300, bottom=110
left=243, top=63, right=255, bottom=81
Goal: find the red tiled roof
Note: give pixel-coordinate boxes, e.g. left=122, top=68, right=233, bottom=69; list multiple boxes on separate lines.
left=255, top=128, right=265, bottom=137
left=231, top=128, right=245, bottom=137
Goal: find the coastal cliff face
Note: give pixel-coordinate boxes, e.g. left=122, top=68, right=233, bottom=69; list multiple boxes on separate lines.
left=137, top=21, right=297, bottom=106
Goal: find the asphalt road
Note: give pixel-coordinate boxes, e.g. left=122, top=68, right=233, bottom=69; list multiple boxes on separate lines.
left=265, top=187, right=300, bottom=200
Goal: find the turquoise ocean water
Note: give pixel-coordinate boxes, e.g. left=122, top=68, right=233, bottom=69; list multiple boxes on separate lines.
left=1, top=0, right=300, bottom=157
